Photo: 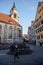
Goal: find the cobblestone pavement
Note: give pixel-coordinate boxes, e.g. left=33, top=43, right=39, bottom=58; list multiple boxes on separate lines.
left=0, top=44, right=43, bottom=65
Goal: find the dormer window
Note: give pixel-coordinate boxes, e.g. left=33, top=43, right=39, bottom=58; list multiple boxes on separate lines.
left=14, top=13, right=16, bottom=18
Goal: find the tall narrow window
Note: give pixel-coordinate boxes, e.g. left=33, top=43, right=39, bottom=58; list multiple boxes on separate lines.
left=19, top=30, right=21, bottom=37
left=41, top=26, right=43, bottom=31
left=41, top=20, right=43, bottom=24
left=0, top=25, right=2, bottom=34
left=14, top=13, right=16, bottom=18
left=9, top=26, right=12, bottom=39
left=41, top=34, right=43, bottom=38
left=0, top=36, right=1, bottom=42
left=42, top=6, right=43, bottom=9
left=37, top=35, right=40, bottom=39
left=4, top=24, right=7, bottom=37
left=0, top=25, right=2, bottom=42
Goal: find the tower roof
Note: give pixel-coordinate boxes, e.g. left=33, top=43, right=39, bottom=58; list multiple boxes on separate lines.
left=11, top=2, right=16, bottom=11
left=13, top=2, right=16, bottom=8
left=0, top=12, right=19, bottom=26
left=10, top=2, right=17, bottom=15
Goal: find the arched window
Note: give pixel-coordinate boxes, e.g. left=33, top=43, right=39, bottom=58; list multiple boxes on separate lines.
left=14, top=13, right=16, bottom=18
left=18, top=30, right=21, bottom=37
left=9, top=26, right=12, bottom=38
left=4, top=24, right=7, bottom=39
left=0, top=25, right=2, bottom=34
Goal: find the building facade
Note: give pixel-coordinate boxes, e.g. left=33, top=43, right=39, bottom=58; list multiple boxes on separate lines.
left=28, top=26, right=32, bottom=44
left=34, top=2, right=43, bottom=46
left=28, top=21, right=36, bottom=44
left=28, top=26, right=31, bottom=41
left=31, top=21, right=36, bottom=44
left=0, top=3, right=22, bottom=44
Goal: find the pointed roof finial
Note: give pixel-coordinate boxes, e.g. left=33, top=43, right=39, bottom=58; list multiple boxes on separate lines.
left=13, top=2, right=15, bottom=7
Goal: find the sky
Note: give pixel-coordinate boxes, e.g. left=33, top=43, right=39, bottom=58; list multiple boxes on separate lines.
left=0, top=0, right=43, bottom=34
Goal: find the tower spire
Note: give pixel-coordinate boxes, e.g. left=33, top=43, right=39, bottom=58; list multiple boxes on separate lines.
left=13, top=2, right=15, bottom=7
left=10, top=2, right=19, bottom=22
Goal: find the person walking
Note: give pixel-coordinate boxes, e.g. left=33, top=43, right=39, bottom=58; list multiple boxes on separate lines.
left=14, top=45, right=20, bottom=60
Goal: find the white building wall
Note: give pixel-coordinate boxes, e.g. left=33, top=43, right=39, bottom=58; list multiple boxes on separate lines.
left=0, top=22, right=16, bottom=44
left=0, top=21, right=22, bottom=44
left=0, top=22, right=5, bottom=43
left=6, top=24, right=15, bottom=43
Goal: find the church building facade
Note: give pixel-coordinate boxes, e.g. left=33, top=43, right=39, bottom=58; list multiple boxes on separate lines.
left=0, top=3, right=22, bottom=44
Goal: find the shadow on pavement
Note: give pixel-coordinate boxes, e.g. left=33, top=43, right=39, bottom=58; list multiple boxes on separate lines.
left=7, top=49, right=33, bottom=55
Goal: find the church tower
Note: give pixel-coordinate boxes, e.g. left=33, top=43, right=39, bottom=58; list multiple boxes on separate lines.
left=10, top=2, right=19, bottom=22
